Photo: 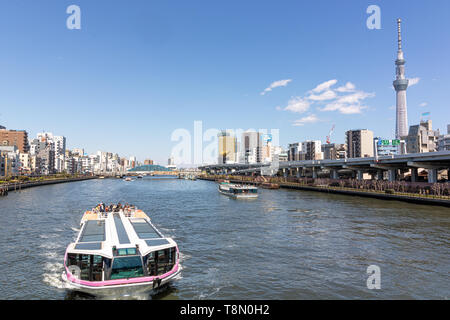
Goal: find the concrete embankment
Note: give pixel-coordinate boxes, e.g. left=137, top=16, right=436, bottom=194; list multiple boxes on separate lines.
left=199, top=176, right=450, bottom=208
left=1, top=176, right=98, bottom=193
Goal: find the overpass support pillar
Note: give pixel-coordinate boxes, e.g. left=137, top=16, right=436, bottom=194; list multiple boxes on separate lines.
left=331, top=169, right=339, bottom=180
left=428, top=169, right=438, bottom=184
left=283, top=168, right=287, bottom=178
left=357, top=170, right=363, bottom=181
left=411, top=168, right=419, bottom=183
left=388, top=169, right=396, bottom=182
left=296, top=168, right=301, bottom=178
left=312, top=169, right=318, bottom=179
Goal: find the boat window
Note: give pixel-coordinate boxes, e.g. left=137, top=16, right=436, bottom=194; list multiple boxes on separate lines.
left=67, top=253, right=104, bottom=281
left=145, top=247, right=177, bottom=276
left=92, top=255, right=103, bottom=281
left=110, top=256, right=144, bottom=280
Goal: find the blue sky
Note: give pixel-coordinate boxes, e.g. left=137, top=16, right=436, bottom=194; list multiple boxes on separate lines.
left=1, top=0, right=449, bottom=164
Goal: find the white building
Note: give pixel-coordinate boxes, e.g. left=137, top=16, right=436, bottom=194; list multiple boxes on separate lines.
left=0, top=146, right=20, bottom=175
left=36, top=132, right=66, bottom=173
left=437, top=124, right=450, bottom=151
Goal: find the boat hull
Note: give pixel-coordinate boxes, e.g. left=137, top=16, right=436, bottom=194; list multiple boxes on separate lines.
left=62, top=267, right=181, bottom=298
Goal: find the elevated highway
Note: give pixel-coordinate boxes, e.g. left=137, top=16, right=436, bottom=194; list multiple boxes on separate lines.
left=199, top=151, right=450, bottom=183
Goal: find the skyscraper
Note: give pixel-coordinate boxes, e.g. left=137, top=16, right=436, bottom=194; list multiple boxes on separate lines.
left=393, top=18, right=409, bottom=139
left=218, top=131, right=237, bottom=164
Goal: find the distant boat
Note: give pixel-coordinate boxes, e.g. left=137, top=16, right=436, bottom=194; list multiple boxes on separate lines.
left=124, top=177, right=133, bottom=182
left=218, top=182, right=258, bottom=199
left=137, top=175, right=143, bottom=179
left=99, top=176, right=105, bottom=179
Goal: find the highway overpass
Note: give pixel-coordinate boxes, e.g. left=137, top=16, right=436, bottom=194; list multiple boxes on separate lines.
left=199, top=151, right=450, bottom=183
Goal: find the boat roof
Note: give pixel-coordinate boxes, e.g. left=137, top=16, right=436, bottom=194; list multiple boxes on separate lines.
left=222, top=183, right=258, bottom=190
left=66, top=208, right=176, bottom=259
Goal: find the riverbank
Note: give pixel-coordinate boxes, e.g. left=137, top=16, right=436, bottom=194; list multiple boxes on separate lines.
left=199, top=176, right=450, bottom=208
left=0, top=176, right=98, bottom=193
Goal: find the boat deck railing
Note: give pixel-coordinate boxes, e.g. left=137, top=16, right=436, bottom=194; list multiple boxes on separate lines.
left=82, top=208, right=149, bottom=222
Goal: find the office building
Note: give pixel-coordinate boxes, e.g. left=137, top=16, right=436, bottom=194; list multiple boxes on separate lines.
left=405, top=120, right=440, bottom=153
left=241, top=131, right=262, bottom=164
left=218, top=131, right=237, bottom=164
left=0, top=129, right=29, bottom=153
left=346, top=129, right=374, bottom=158
left=437, top=125, right=450, bottom=151
left=322, top=143, right=346, bottom=160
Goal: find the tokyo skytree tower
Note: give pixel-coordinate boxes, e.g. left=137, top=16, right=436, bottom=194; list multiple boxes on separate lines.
left=393, top=18, right=409, bottom=139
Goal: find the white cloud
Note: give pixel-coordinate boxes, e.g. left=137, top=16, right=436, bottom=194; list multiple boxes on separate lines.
left=419, top=102, right=428, bottom=107
left=336, top=82, right=356, bottom=93
left=279, top=79, right=373, bottom=117
left=408, top=77, right=420, bottom=87
left=338, top=105, right=368, bottom=115
left=335, top=91, right=374, bottom=105
left=283, top=97, right=310, bottom=114
left=261, top=79, right=292, bottom=95
left=310, top=79, right=337, bottom=93
left=293, top=114, right=320, bottom=126
left=307, top=90, right=337, bottom=101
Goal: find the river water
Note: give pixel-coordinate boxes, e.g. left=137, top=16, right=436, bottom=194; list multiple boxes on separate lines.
left=0, top=177, right=448, bottom=300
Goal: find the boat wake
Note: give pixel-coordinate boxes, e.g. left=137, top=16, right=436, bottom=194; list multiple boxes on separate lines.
left=42, top=262, right=67, bottom=290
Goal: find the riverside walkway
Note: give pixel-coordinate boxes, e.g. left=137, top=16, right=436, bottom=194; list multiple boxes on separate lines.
left=0, top=176, right=97, bottom=193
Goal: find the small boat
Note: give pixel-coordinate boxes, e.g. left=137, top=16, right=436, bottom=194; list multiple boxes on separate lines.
left=124, top=177, right=133, bottom=182
left=218, top=182, right=258, bottom=199
left=62, top=206, right=181, bottom=297
left=99, top=176, right=105, bottom=179
left=137, top=175, right=143, bottom=179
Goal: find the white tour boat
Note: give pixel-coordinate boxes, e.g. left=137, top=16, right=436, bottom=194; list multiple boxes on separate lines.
left=62, top=205, right=181, bottom=297
left=218, top=181, right=258, bottom=199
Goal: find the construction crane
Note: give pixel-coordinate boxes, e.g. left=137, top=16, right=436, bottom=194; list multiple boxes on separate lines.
left=326, top=125, right=335, bottom=144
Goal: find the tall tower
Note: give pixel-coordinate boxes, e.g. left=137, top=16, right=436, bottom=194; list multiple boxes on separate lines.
left=393, top=18, right=409, bottom=139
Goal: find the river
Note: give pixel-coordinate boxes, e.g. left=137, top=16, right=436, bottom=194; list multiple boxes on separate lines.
left=0, top=177, right=448, bottom=299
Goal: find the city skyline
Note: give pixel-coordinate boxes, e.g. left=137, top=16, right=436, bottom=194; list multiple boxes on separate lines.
left=1, top=1, right=449, bottom=164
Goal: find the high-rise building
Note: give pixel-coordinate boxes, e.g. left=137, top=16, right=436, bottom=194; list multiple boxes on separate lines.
left=322, top=143, right=346, bottom=160
left=144, top=159, right=154, bottom=165
left=393, top=18, right=409, bottom=139
left=218, top=131, right=237, bottom=164
left=241, top=131, right=262, bottom=164
left=301, top=140, right=323, bottom=161
left=36, top=132, right=66, bottom=173
left=288, top=143, right=303, bottom=161
left=437, top=125, right=450, bottom=151
left=346, top=129, right=374, bottom=158
left=405, top=120, right=440, bottom=153
left=0, top=129, right=29, bottom=153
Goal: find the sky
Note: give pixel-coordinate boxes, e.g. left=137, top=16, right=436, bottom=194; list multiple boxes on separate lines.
left=0, top=0, right=449, bottom=165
